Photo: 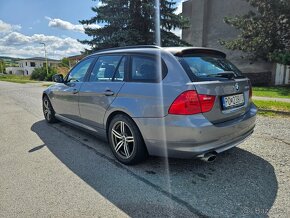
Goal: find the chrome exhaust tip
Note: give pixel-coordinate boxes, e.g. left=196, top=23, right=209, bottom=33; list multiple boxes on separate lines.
left=200, top=153, right=217, bottom=162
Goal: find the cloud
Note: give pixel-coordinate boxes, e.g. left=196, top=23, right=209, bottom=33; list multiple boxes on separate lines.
left=0, top=31, right=89, bottom=59
left=0, top=20, right=21, bottom=33
left=98, top=1, right=106, bottom=7
left=175, top=1, right=183, bottom=15
left=45, top=16, right=99, bottom=33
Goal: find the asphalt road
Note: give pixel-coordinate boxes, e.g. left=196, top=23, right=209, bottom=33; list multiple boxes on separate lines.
left=0, top=81, right=289, bottom=218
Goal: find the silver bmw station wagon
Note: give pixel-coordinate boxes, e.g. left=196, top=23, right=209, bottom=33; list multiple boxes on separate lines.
left=43, top=46, right=257, bottom=165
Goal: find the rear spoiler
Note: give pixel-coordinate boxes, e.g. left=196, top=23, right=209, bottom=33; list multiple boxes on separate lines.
left=166, top=48, right=226, bottom=58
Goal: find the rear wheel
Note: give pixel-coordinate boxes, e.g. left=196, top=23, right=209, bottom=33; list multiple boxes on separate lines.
left=108, top=114, right=148, bottom=165
left=42, top=96, right=57, bottom=123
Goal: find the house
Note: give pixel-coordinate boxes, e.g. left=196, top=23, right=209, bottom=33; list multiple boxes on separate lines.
left=5, top=57, right=60, bottom=76
left=67, top=54, right=85, bottom=68
left=181, top=0, right=275, bottom=85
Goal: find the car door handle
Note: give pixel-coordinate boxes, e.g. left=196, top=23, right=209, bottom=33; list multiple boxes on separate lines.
left=103, top=90, right=114, bottom=96
left=72, top=89, right=79, bottom=94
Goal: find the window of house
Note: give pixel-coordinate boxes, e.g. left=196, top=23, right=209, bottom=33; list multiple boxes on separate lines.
left=30, top=62, right=36, bottom=67
left=89, top=55, right=124, bottom=82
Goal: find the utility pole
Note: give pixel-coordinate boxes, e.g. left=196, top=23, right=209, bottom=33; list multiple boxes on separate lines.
left=154, top=0, right=161, bottom=46
left=40, top=42, right=49, bottom=76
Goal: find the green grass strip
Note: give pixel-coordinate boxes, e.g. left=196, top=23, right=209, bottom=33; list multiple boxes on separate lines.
left=253, top=86, right=290, bottom=99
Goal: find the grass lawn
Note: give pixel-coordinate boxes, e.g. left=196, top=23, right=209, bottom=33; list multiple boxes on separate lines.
left=254, top=99, right=290, bottom=112
left=0, top=74, right=36, bottom=84
left=253, top=86, right=290, bottom=99
left=41, top=83, right=55, bottom=87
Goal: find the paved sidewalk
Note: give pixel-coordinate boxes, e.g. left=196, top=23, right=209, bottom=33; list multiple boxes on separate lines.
left=253, top=96, right=290, bottom=103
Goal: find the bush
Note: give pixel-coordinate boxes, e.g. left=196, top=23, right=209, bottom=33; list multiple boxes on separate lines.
left=30, top=66, right=58, bottom=81
left=269, top=51, right=290, bottom=65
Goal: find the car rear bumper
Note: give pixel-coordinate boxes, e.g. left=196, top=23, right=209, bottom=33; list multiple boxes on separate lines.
left=133, top=103, right=257, bottom=158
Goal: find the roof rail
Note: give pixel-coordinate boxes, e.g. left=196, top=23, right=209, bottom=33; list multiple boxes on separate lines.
left=95, top=45, right=161, bottom=53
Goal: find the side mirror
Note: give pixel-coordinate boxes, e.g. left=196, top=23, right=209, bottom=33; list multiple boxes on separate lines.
left=52, top=74, right=64, bottom=83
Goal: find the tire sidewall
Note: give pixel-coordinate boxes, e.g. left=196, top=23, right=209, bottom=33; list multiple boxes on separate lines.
left=43, top=96, right=56, bottom=123
left=108, top=115, right=146, bottom=165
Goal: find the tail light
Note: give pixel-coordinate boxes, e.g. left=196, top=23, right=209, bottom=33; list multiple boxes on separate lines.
left=198, top=94, right=216, bottom=112
left=168, top=90, right=215, bottom=115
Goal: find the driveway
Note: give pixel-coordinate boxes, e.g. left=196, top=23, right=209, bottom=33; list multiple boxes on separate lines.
left=0, top=81, right=289, bottom=217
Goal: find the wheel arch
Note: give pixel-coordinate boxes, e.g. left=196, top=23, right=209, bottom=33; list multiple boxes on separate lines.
left=42, top=92, right=55, bottom=113
left=42, top=90, right=51, bottom=100
left=105, top=111, right=131, bottom=137
left=105, top=110, right=147, bottom=151
left=42, top=92, right=48, bottom=99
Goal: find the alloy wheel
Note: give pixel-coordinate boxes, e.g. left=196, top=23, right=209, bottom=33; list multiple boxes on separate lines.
left=43, top=99, right=52, bottom=121
left=111, top=121, right=135, bottom=159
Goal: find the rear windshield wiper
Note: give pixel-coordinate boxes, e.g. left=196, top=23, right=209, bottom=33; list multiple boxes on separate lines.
left=207, top=71, right=237, bottom=79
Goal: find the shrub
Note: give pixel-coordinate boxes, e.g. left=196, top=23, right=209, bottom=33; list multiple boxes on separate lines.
left=30, top=67, right=46, bottom=81
left=269, top=51, right=290, bottom=65
left=30, top=66, right=58, bottom=81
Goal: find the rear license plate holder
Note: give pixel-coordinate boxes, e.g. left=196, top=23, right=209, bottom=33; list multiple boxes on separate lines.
left=221, top=93, right=245, bottom=110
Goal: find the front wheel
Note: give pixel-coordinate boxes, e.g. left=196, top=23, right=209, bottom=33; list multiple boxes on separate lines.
left=108, top=115, right=148, bottom=165
left=42, top=96, right=57, bottom=123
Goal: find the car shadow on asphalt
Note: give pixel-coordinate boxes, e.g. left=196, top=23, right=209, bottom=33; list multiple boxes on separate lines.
left=31, top=120, right=277, bottom=217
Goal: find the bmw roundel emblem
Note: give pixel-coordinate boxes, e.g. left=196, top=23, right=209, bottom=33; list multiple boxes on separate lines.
left=235, top=83, right=239, bottom=91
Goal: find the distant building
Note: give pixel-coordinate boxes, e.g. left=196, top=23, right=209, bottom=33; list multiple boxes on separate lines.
left=5, top=67, right=24, bottom=75
left=6, top=57, right=60, bottom=76
left=182, top=0, right=274, bottom=85
left=67, top=54, right=85, bottom=68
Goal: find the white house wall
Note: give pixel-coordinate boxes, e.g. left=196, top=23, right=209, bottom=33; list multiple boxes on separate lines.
left=12, top=60, right=60, bottom=76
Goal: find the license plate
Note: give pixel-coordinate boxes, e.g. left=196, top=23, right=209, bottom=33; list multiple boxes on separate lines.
left=222, top=93, right=245, bottom=109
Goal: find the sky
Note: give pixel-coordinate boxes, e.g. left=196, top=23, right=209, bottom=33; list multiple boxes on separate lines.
left=0, top=0, right=183, bottom=60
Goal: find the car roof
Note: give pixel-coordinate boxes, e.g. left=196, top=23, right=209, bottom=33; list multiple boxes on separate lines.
left=88, top=45, right=226, bottom=58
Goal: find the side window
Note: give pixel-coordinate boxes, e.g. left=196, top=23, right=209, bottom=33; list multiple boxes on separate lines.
left=89, top=55, right=124, bottom=82
left=130, top=56, right=166, bottom=82
left=66, top=57, right=94, bottom=82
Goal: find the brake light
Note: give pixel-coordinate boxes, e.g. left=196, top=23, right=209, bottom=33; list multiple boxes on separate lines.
left=168, top=90, right=215, bottom=115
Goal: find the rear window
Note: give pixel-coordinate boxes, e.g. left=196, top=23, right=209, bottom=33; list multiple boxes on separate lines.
left=178, top=56, right=244, bottom=81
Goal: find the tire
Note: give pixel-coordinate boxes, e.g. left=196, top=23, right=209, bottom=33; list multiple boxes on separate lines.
left=108, top=114, right=148, bottom=165
left=42, top=96, right=57, bottom=123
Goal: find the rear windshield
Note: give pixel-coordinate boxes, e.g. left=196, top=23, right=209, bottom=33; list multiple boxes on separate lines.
left=178, top=56, right=244, bottom=81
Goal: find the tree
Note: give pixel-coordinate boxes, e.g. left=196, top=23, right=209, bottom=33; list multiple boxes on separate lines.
left=220, top=0, right=290, bottom=61
left=79, top=0, right=189, bottom=51
left=0, top=60, right=6, bottom=74
left=59, top=58, right=70, bottom=68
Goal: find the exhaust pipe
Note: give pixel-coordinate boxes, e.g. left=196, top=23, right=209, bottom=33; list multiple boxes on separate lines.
left=200, top=153, right=217, bottom=162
